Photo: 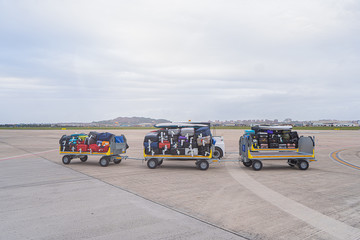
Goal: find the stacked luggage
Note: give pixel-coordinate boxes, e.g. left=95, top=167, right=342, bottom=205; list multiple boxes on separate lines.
left=59, top=132, right=128, bottom=153
left=248, top=128, right=299, bottom=149
left=143, top=126, right=213, bottom=156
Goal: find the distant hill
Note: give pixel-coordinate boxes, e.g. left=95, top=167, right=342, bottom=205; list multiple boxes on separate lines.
left=93, top=117, right=171, bottom=126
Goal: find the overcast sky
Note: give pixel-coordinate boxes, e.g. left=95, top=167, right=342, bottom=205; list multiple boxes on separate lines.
left=1, top=0, right=359, bottom=123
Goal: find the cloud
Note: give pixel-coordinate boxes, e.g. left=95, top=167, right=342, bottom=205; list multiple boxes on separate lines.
left=0, top=0, right=359, bottom=123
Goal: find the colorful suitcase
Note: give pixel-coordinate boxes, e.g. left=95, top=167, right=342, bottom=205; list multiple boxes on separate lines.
left=159, top=141, right=170, bottom=149
left=76, top=144, right=89, bottom=152
left=89, top=144, right=99, bottom=152
left=196, top=136, right=211, bottom=146
left=98, top=146, right=109, bottom=152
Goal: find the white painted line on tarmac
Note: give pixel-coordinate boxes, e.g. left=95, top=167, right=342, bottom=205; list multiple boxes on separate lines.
left=226, top=164, right=360, bottom=240
left=0, top=149, right=57, bottom=161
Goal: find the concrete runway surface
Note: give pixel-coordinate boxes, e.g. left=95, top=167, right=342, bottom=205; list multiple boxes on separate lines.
left=0, top=129, right=359, bottom=240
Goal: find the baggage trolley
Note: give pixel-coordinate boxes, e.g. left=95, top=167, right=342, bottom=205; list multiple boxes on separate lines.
left=60, top=135, right=128, bottom=167
left=239, top=134, right=316, bottom=171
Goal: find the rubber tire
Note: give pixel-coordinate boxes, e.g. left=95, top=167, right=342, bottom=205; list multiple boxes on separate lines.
left=298, top=160, right=309, bottom=170
left=198, top=160, right=209, bottom=171
left=62, top=155, right=71, bottom=165
left=252, top=160, right=262, bottom=171
left=114, top=159, right=121, bottom=164
left=213, top=147, right=223, bottom=159
left=147, top=159, right=158, bottom=169
left=195, top=161, right=200, bottom=169
left=80, top=156, right=88, bottom=162
left=99, top=157, right=109, bottom=167
left=243, top=161, right=252, bottom=167
left=158, top=160, right=163, bottom=166
left=287, top=159, right=295, bottom=167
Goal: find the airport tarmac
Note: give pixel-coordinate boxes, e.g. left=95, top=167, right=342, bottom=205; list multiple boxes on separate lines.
left=0, top=129, right=359, bottom=240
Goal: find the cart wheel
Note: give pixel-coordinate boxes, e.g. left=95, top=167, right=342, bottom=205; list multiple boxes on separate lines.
left=147, top=158, right=158, bottom=169
left=198, top=160, right=209, bottom=171
left=213, top=147, right=223, bottom=159
left=158, top=160, right=163, bottom=166
left=243, top=161, right=252, bottom=167
left=62, top=155, right=71, bottom=165
left=114, top=159, right=121, bottom=164
left=288, top=159, right=295, bottom=167
left=195, top=161, right=200, bottom=169
left=80, top=156, right=88, bottom=162
left=298, top=160, right=309, bottom=170
left=99, top=157, right=109, bottom=167
left=252, top=160, right=262, bottom=171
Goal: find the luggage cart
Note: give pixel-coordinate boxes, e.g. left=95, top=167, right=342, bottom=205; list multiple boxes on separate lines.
left=144, top=122, right=221, bottom=170
left=144, top=147, right=220, bottom=171
left=60, top=135, right=128, bottom=167
left=239, top=134, right=316, bottom=171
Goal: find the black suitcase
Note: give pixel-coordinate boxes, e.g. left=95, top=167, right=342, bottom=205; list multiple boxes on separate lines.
left=182, top=142, right=191, bottom=148
left=198, top=145, right=210, bottom=156
left=170, top=149, right=178, bottom=155
left=88, top=131, right=99, bottom=141
left=144, top=132, right=159, bottom=142
left=269, top=143, right=279, bottom=148
left=177, top=148, right=186, bottom=155
left=145, top=148, right=160, bottom=155
left=268, top=137, right=278, bottom=143
left=290, top=131, right=299, bottom=139
left=258, top=137, right=268, bottom=144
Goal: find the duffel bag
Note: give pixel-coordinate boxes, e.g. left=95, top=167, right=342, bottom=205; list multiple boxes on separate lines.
left=195, top=127, right=211, bottom=137
left=115, top=136, right=124, bottom=143
left=180, top=128, right=194, bottom=137
left=97, top=132, right=114, bottom=141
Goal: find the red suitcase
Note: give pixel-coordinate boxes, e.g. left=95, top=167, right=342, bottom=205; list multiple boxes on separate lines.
left=77, top=144, right=89, bottom=152
left=98, top=146, right=109, bottom=152
left=159, top=141, right=170, bottom=149
left=89, top=144, right=99, bottom=152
